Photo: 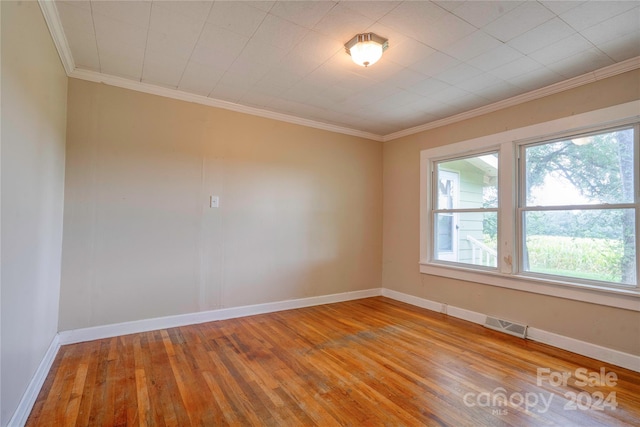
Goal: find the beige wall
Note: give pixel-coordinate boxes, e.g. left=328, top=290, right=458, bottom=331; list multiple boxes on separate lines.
left=382, top=69, right=640, bottom=356
left=0, top=2, right=68, bottom=426
left=59, top=79, right=382, bottom=330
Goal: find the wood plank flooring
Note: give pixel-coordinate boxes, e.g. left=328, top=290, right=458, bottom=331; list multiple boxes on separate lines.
left=27, top=297, right=640, bottom=426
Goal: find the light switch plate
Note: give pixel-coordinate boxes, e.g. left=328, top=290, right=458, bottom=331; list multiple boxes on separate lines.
left=210, top=196, right=219, bottom=208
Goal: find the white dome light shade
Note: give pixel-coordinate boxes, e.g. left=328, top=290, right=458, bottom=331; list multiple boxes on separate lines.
left=571, top=136, right=594, bottom=146
left=349, top=41, right=383, bottom=67
left=345, top=33, right=388, bottom=68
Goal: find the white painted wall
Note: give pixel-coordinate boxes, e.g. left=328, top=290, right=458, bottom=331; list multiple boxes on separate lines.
left=0, top=2, right=67, bottom=425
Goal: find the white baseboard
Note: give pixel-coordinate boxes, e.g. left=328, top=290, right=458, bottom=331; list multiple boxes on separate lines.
left=58, top=288, right=382, bottom=345
left=381, top=288, right=446, bottom=313
left=51, top=288, right=640, bottom=373
left=13, top=286, right=639, bottom=426
left=8, top=334, right=61, bottom=427
left=526, top=328, right=640, bottom=373
left=445, top=305, right=487, bottom=325
left=382, top=288, right=640, bottom=373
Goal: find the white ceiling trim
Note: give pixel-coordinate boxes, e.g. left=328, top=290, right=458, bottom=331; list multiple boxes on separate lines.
left=39, top=0, right=75, bottom=75
left=69, top=68, right=384, bottom=141
left=383, top=56, right=640, bottom=142
left=38, top=0, right=382, bottom=141
left=38, top=1, right=640, bottom=144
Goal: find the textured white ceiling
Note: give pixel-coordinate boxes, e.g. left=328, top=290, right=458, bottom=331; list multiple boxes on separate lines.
left=53, top=0, right=640, bottom=137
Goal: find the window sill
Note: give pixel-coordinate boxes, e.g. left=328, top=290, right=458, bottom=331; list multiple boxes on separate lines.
left=419, top=262, right=640, bottom=312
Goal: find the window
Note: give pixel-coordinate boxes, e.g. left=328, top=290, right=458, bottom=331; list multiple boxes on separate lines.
left=420, top=101, right=640, bottom=310
left=520, top=126, right=636, bottom=287
left=433, top=154, right=498, bottom=267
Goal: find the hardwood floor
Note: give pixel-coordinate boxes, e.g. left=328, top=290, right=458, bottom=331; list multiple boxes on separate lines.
left=27, top=297, right=640, bottom=426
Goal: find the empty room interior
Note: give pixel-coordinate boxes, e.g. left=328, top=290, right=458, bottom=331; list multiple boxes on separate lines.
left=2, top=1, right=640, bottom=426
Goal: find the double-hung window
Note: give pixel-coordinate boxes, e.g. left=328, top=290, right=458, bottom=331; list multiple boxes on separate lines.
left=519, top=126, right=637, bottom=287
left=432, top=152, right=499, bottom=269
left=420, top=101, right=640, bottom=309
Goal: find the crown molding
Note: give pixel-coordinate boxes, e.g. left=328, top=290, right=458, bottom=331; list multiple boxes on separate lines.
left=68, top=68, right=383, bottom=141
left=37, top=1, right=638, bottom=144
left=64, top=57, right=640, bottom=144
left=383, top=56, right=640, bottom=142
left=36, top=1, right=381, bottom=142
left=38, top=0, right=75, bottom=75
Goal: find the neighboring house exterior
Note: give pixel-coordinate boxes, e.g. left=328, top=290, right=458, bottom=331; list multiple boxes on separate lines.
left=436, top=155, right=497, bottom=267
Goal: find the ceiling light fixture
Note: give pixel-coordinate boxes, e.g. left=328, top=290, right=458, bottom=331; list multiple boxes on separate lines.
left=344, top=33, right=388, bottom=67
left=570, top=136, right=593, bottom=146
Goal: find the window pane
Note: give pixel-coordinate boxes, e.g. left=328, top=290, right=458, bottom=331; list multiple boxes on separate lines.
left=523, top=209, right=637, bottom=286
left=434, top=212, right=497, bottom=267
left=437, top=153, right=498, bottom=209
left=437, top=214, right=453, bottom=251
left=524, top=128, right=635, bottom=206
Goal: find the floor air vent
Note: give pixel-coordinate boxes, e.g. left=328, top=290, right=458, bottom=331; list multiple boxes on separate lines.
left=484, top=317, right=528, bottom=338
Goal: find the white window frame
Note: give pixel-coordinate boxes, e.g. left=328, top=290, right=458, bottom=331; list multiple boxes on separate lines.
left=419, top=101, right=640, bottom=312
left=432, top=155, right=499, bottom=268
